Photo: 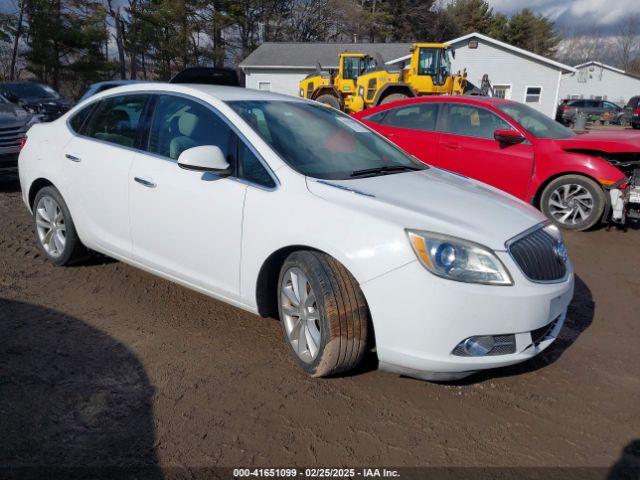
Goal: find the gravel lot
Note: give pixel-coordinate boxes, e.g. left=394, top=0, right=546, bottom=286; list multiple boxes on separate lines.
left=1, top=173, right=639, bottom=475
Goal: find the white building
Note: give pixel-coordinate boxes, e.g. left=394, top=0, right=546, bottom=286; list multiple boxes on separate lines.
left=239, top=32, right=576, bottom=118
left=419, top=32, right=574, bottom=118
left=559, top=61, right=640, bottom=106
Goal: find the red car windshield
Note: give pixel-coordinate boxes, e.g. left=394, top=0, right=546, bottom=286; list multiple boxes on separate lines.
left=497, top=103, right=576, bottom=139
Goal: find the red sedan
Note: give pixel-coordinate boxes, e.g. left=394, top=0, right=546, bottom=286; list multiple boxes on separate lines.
left=354, top=96, right=640, bottom=230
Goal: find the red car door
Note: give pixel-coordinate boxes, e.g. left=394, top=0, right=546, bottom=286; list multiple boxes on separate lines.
left=437, top=103, right=534, bottom=200
left=361, top=103, right=441, bottom=162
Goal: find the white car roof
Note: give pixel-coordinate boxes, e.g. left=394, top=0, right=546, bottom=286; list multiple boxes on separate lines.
left=87, top=82, right=304, bottom=104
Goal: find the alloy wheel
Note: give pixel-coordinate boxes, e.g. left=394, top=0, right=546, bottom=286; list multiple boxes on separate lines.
left=548, top=184, right=594, bottom=226
left=35, top=195, right=66, bottom=258
left=280, top=267, right=321, bottom=363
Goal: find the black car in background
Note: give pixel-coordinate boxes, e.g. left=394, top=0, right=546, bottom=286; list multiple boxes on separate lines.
left=0, top=94, right=40, bottom=174
left=556, top=98, right=622, bottom=126
left=0, top=82, right=72, bottom=122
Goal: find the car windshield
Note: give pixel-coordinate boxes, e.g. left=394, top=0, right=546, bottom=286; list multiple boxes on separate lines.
left=497, top=102, right=575, bottom=139
left=0, top=83, right=60, bottom=100
left=228, top=100, right=427, bottom=180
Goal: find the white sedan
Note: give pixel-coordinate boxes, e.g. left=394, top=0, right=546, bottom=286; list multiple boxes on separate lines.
left=18, top=83, right=574, bottom=381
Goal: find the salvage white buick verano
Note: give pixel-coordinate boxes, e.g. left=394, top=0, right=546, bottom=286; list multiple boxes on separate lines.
left=19, top=84, right=574, bottom=381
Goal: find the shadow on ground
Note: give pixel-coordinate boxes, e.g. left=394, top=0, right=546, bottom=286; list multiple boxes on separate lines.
left=0, top=298, right=162, bottom=479
left=609, top=439, right=640, bottom=480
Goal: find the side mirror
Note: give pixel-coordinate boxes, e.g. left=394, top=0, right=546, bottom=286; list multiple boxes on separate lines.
left=494, top=129, right=525, bottom=146
left=177, top=145, right=231, bottom=174
left=451, top=48, right=456, bottom=59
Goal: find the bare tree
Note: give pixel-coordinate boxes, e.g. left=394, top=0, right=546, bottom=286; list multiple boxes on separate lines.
left=616, top=14, right=639, bottom=71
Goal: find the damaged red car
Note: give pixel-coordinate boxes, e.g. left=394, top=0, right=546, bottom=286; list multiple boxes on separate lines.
left=354, top=96, right=640, bottom=230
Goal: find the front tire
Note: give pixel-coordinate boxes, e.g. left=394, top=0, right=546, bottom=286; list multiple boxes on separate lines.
left=379, top=93, right=408, bottom=105
left=540, top=175, right=606, bottom=231
left=632, top=123, right=640, bottom=130
left=277, top=251, right=369, bottom=377
left=33, top=186, right=86, bottom=265
left=315, top=94, right=341, bottom=110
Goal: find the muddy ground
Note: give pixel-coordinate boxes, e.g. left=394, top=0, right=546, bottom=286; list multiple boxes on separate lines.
left=0, top=173, right=639, bottom=476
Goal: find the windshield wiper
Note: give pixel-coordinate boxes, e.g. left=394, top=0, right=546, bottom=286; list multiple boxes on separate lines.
left=350, top=165, right=424, bottom=177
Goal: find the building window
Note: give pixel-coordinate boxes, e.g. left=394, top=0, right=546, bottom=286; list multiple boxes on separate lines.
left=258, top=82, right=271, bottom=91
left=525, top=87, right=542, bottom=103
left=493, top=85, right=511, bottom=99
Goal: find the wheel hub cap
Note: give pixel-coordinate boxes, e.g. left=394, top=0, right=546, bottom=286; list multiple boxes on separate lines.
left=35, top=196, right=66, bottom=258
left=548, top=184, right=594, bottom=225
left=281, top=268, right=321, bottom=363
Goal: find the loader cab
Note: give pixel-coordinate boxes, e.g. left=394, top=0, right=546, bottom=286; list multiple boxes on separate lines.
left=337, top=54, right=377, bottom=95
left=408, top=43, right=456, bottom=93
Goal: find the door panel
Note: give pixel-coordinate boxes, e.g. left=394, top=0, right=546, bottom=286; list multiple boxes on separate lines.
left=129, top=153, right=246, bottom=299
left=61, top=94, right=149, bottom=256
left=369, top=103, right=441, bottom=165
left=128, top=93, right=247, bottom=299
left=438, top=104, right=534, bottom=199
left=62, top=136, right=133, bottom=255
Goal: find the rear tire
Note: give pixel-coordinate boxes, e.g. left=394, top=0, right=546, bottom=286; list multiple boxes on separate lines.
left=277, top=251, right=369, bottom=377
left=315, top=94, right=341, bottom=110
left=540, top=175, right=606, bottom=231
left=379, top=93, right=408, bottom=105
left=33, top=186, right=87, bottom=266
left=633, top=123, right=640, bottom=130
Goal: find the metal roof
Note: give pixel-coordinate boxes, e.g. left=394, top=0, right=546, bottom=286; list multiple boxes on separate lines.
left=239, top=42, right=411, bottom=70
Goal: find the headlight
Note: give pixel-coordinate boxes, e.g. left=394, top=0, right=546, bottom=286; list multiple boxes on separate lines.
left=358, top=86, right=364, bottom=97
left=299, top=88, right=304, bottom=97
left=406, top=230, right=513, bottom=285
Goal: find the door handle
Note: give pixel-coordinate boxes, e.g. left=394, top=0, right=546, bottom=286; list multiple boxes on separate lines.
left=65, top=153, right=81, bottom=162
left=443, top=143, right=461, bottom=150
left=385, top=132, right=396, bottom=138
left=134, top=176, right=157, bottom=188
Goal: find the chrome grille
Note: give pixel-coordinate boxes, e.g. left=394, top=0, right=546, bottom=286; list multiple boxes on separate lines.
left=508, top=227, right=567, bottom=282
left=0, top=124, right=27, bottom=149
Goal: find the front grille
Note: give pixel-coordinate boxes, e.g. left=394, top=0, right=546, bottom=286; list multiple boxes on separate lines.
left=530, top=317, right=559, bottom=346
left=0, top=124, right=27, bottom=149
left=508, top=227, right=567, bottom=282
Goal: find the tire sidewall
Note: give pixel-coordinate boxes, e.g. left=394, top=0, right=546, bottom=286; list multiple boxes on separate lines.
left=33, top=186, right=79, bottom=266
left=540, top=176, right=606, bottom=231
left=277, top=252, right=331, bottom=376
left=315, top=94, right=340, bottom=110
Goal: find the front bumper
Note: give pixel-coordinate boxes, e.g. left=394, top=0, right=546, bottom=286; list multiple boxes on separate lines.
left=361, top=253, right=574, bottom=381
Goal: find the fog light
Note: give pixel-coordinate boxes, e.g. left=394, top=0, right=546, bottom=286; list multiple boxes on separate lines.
left=463, top=335, right=495, bottom=356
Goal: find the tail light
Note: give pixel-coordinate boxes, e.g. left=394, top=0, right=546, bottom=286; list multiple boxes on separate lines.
left=561, top=105, right=571, bottom=111
left=634, top=108, right=640, bottom=115
left=19, top=136, right=27, bottom=150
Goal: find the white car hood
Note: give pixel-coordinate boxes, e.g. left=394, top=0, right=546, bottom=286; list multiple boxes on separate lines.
left=306, top=168, right=547, bottom=251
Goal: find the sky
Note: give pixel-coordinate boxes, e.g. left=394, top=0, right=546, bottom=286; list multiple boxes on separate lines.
left=486, top=0, right=640, bottom=35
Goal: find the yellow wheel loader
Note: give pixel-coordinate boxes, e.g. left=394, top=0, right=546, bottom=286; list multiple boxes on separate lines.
left=298, top=53, right=381, bottom=112
left=300, top=43, right=491, bottom=114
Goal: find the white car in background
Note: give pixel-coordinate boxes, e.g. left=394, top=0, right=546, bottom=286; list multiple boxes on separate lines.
left=18, top=83, right=574, bottom=381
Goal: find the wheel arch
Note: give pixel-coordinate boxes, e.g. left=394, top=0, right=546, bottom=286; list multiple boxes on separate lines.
left=373, top=84, right=415, bottom=106
left=28, top=178, right=55, bottom=209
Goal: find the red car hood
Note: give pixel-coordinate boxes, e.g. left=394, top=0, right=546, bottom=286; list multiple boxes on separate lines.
left=554, top=132, right=640, bottom=153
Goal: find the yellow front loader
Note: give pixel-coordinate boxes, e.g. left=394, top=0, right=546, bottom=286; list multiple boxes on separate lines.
left=298, top=53, right=380, bottom=113
left=300, top=43, right=490, bottom=114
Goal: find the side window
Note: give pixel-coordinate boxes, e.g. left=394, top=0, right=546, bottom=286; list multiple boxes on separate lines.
left=443, top=104, right=511, bottom=139
left=603, top=101, right=619, bottom=110
left=83, top=95, right=149, bottom=148
left=148, top=95, right=234, bottom=161
left=238, top=141, right=275, bottom=188
left=365, top=110, right=388, bottom=124
left=379, top=104, right=439, bottom=132
left=68, top=103, right=96, bottom=134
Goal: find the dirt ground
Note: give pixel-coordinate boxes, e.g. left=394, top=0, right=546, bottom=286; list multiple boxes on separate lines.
left=1, top=173, right=639, bottom=476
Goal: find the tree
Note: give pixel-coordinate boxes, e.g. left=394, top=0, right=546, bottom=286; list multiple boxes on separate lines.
left=615, top=15, right=639, bottom=72
left=504, top=8, right=558, bottom=57
left=447, top=0, right=494, bottom=36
